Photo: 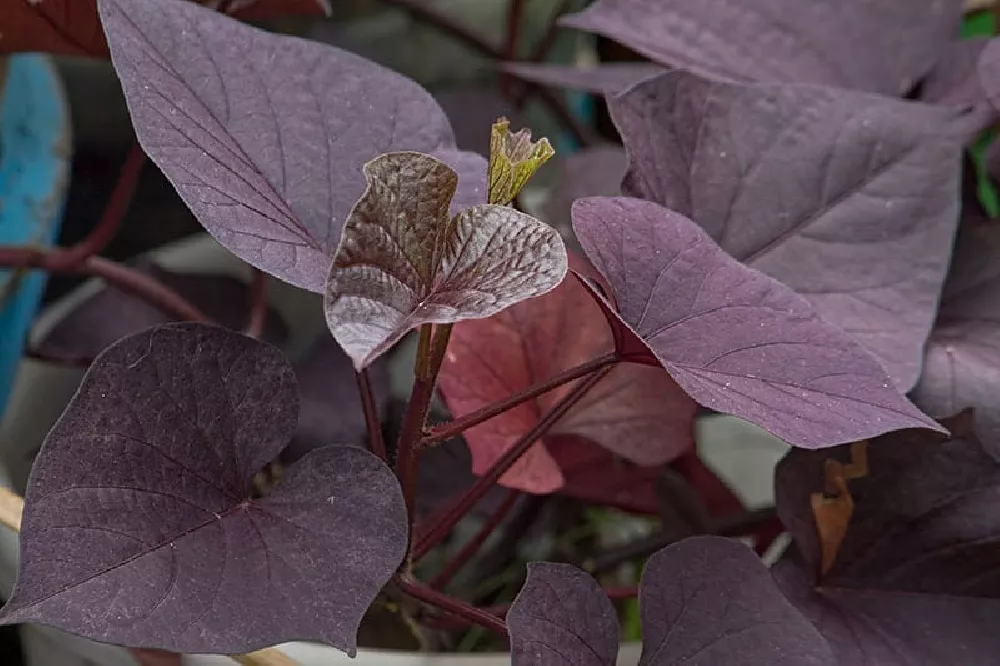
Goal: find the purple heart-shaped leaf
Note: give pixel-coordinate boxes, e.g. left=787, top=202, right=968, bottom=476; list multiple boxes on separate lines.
left=508, top=563, right=619, bottom=666
left=99, top=0, right=480, bottom=293
left=0, top=323, right=407, bottom=655
left=325, top=151, right=567, bottom=369
left=638, top=537, right=835, bottom=665
left=560, top=0, right=963, bottom=95
left=610, top=71, right=967, bottom=388
left=571, top=196, right=942, bottom=448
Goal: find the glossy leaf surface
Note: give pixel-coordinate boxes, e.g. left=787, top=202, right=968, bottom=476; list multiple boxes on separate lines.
left=913, top=223, right=1000, bottom=460
left=638, top=537, right=834, bottom=665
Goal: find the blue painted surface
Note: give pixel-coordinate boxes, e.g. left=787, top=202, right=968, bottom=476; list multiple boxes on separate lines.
left=0, top=55, right=72, bottom=418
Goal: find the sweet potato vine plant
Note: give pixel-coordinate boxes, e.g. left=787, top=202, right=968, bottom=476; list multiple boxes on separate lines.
left=2, top=0, right=1000, bottom=664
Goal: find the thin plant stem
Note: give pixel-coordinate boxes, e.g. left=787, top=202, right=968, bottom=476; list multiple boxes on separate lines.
left=423, top=352, right=617, bottom=445
left=245, top=268, right=267, bottom=339
left=47, top=142, right=145, bottom=271
left=0, top=486, right=295, bottom=666
left=356, top=368, right=388, bottom=462
left=395, top=575, right=509, bottom=637
left=413, top=368, right=609, bottom=560
left=0, top=249, right=209, bottom=323
left=430, top=488, right=520, bottom=590
left=396, top=324, right=453, bottom=534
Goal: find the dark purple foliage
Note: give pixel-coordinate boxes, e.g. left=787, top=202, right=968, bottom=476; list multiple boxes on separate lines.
left=507, top=563, right=619, bottom=666
left=773, top=417, right=1000, bottom=663
left=507, top=537, right=835, bottom=666
left=560, top=0, right=964, bottom=95
left=609, top=71, right=969, bottom=388
left=637, top=538, right=833, bottom=665
left=99, top=0, right=484, bottom=293
left=0, top=324, right=407, bottom=655
left=36, top=264, right=287, bottom=363
left=776, top=414, right=1000, bottom=596
left=571, top=196, right=941, bottom=448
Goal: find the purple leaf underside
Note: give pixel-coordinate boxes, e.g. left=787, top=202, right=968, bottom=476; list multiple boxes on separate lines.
left=561, top=0, right=964, bottom=95
left=0, top=323, right=407, bottom=655
left=638, top=537, right=835, bottom=665
left=571, top=196, right=942, bottom=448
left=100, top=0, right=481, bottom=293
left=610, top=71, right=966, bottom=389
left=324, top=151, right=567, bottom=369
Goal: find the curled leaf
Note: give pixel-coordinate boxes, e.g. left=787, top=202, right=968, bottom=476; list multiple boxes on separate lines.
left=325, top=151, right=567, bottom=369
left=488, top=118, right=555, bottom=205
left=774, top=415, right=1000, bottom=664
